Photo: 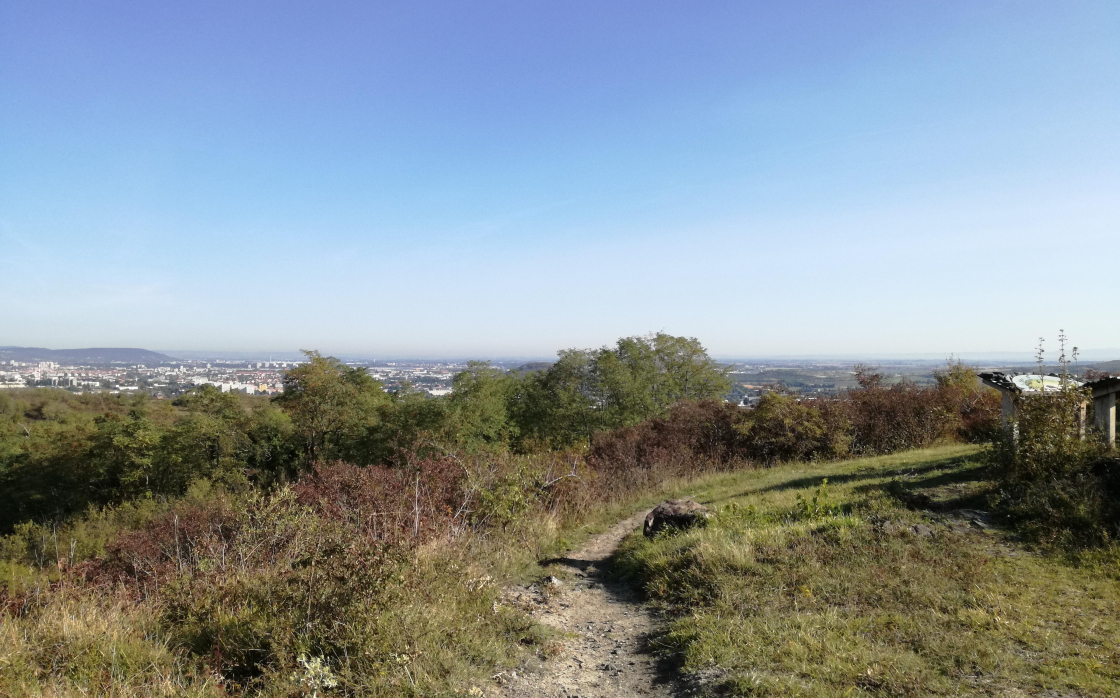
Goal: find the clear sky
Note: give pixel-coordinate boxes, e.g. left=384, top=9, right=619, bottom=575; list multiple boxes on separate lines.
left=1, top=1, right=1117, bottom=359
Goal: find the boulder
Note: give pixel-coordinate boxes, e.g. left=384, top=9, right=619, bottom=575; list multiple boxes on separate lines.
left=643, top=499, right=710, bottom=537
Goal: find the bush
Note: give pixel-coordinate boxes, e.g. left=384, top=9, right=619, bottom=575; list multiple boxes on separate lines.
left=844, top=367, right=959, bottom=455
left=990, top=378, right=1116, bottom=546
left=587, top=400, right=745, bottom=474
left=292, top=457, right=466, bottom=543
left=934, top=359, right=1002, bottom=442
left=737, top=393, right=850, bottom=463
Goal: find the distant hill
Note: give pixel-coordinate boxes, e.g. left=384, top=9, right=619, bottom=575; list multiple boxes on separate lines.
left=1091, top=360, right=1120, bottom=374
left=0, top=346, right=173, bottom=364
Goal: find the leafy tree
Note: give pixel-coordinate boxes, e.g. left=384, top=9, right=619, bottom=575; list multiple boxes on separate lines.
left=510, top=334, right=730, bottom=449
left=363, top=385, right=450, bottom=466
left=648, top=333, right=732, bottom=406
left=273, top=351, right=389, bottom=464
left=445, top=361, right=519, bottom=449
left=86, top=407, right=163, bottom=499
left=510, top=349, right=602, bottom=449
left=173, top=384, right=244, bottom=422
left=242, top=403, right=300, bottom=482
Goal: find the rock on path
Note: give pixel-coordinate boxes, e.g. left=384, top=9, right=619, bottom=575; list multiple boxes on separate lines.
left=500, top=510, right=676, bottom=698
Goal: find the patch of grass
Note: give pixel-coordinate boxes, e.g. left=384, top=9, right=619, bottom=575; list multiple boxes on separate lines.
left=615, top=445, right=1120, bottom=696
left=0, top=591, right=221, bottom=697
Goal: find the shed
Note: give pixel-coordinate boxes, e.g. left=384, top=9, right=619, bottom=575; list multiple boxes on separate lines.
left=1086, top=376, right=1120, bottom=447
left=977, top=372, right=1087, bottom=436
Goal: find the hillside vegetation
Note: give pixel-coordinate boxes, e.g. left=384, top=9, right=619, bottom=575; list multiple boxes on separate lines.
left=616, top=445, right=1120, bottom=696
left=2, top=333, right=1116, bottom=696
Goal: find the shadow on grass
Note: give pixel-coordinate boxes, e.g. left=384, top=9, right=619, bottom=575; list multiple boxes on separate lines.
left=699, top=453, right=979, bottom=507
left=852, top=458, right=996, bottom=513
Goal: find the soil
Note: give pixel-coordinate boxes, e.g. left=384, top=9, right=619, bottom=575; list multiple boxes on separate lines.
left=500, top=509, right=679, bottom=698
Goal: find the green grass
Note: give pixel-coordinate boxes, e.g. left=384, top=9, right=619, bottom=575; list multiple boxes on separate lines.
left=614, top=445, right=1120, bottom=697
left=6, top=445, right=1118, bottom=697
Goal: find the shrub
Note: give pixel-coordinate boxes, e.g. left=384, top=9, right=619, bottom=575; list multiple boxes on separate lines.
left=587, top=400, right=744, bottom=473
left=737, top=393, right=850, bottom=463
left=292, top=456, right=466, bottom=543
left=845, top=367, right=959, bottom=455
left=934, top=359, right=1002, bottom=442
left=990, top=378, right=1115, bottom=546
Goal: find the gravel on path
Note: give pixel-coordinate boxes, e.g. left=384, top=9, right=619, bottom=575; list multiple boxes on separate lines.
left=500, top=510, right=678, bottom=698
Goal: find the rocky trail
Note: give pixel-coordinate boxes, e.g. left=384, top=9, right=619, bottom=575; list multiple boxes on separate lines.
left=500, top=509, right=679, bottom=698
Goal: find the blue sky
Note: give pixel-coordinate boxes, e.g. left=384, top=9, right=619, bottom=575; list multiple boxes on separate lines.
left=1, top=1, right=1117, bottom=358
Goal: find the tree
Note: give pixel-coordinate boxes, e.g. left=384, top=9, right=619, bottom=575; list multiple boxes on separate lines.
left=510, top=334, right=731, bottom=449
left=445, top=361, right=519, bottom=449
left=649, top=333, right=731, bottom=406
left=172, top=384, right=243, bottom=421
left=510, top=349, right=602, bottom=449
left=362, top=385, right=450, bottom=467
left=273, top=351, right=389, bottom=464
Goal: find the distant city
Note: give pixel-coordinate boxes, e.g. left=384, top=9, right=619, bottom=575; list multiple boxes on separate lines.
left=4, top=345, right=1112, bottom=405
left=0, top=354, right=470, bottom=399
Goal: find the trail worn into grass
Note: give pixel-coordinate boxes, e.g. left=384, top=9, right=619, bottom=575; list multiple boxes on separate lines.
left=501, top=509, right=677, bottom=698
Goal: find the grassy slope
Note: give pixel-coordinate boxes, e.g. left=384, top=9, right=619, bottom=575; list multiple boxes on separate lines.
left=613, top=445, right=1120, bottom=697
left=5, top=446, right=1118, bottom=697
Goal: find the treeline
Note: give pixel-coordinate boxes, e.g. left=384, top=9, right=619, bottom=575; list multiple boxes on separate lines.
left=0, top=334, right=733, bottom=530
left=0, top=334, right=1009, bottom=696
left=0, top=333, right=1000, bottom=535
left=587, top=362, right=998, bottom=473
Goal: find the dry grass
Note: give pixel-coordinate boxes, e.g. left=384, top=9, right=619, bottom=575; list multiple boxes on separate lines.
left=0, top=591, right=220, bottom=697
left=615, top=445, right=1120, bottom=696
left=7, top=445, right=1116, bottom=697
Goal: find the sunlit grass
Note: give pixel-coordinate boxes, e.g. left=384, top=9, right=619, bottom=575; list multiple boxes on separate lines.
left=614, top=445, right=1120, bottom=696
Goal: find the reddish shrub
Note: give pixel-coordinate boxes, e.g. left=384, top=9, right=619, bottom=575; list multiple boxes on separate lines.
left=843, top=369, right=957, bottom=455
left=292, top=456, right=467, bottom=544
left=587, top=401, right=745, bottom=474
left=939, top=382, right=1001, bottom=443
left=582, top=401, right=749, bottom=502
left=94, top=496, right=238, bottom=594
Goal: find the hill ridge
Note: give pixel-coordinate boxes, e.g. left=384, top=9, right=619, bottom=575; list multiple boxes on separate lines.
left=0, top=346, right=173, bottom=364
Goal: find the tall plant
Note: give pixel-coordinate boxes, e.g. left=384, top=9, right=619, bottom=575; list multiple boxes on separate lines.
left=991, top=332, right=1113, bottom=545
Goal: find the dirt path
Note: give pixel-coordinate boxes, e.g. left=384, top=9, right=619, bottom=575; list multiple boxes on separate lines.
left=500, top=509, right=677, bottom=698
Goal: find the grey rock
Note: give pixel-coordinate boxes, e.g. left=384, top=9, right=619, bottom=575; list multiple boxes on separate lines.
left=644, top=499, right=711, bottom=537
left=911, top=523, right=936, bottom=538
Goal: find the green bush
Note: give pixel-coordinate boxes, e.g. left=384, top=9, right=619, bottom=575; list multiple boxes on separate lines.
left=737, top=393, right=850, bottom=463
left=990, top=377, right=1115, bottom=546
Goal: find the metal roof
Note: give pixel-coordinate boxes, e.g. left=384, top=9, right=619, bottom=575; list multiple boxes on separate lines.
left=978, top=371, right=1085, bottom=395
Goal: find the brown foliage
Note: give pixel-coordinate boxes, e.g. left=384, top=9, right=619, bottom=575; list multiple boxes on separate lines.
left=92, top=497, right=239, bottom=595
left=292, top=456, right=467, bottom=543
left=844, top=368, right=962, bottom=455
left=586, top=400, right=745, bottom=474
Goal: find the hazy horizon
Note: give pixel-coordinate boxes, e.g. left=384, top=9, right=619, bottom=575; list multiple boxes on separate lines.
left=7, top=342, right=1120, bottom=366
left=2, top=2, right=1117, bottom=356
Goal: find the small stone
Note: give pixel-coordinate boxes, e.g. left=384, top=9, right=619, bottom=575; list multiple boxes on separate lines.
left=912, top=523, right=935, bottom=538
